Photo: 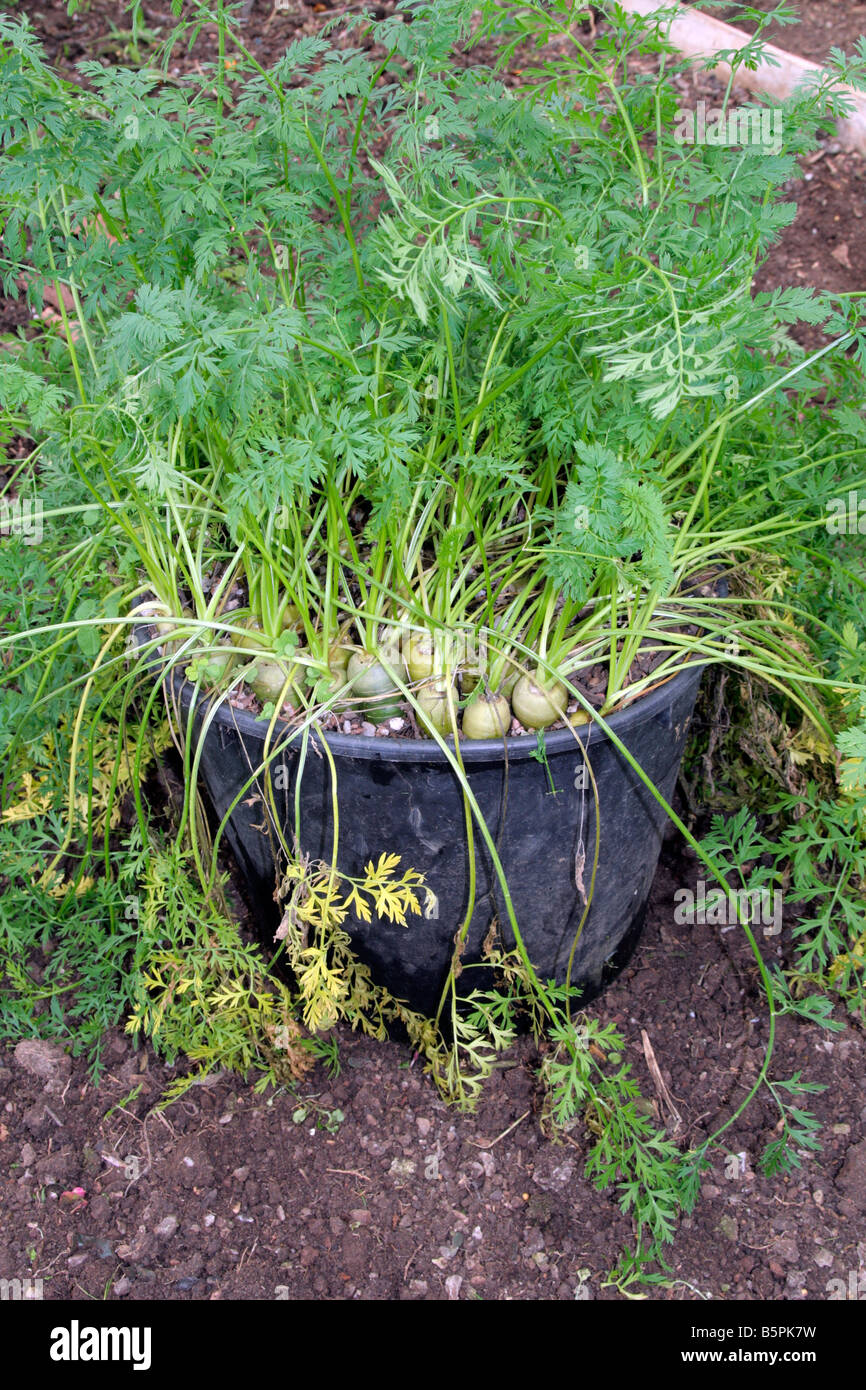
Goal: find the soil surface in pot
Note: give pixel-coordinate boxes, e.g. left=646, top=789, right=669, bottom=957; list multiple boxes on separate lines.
left=156, top=567, right=725, bottom=739
left=2, top=832, right=864, bottom=1303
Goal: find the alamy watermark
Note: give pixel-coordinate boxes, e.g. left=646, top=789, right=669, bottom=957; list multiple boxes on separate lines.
left=725, top=1151, right=750, bottom=1181
left=826, top=1270, right=866, bottom=1300
left=1, top=1276, right=43, bottom=1300
left=49, top=1321, right=151, bottom=1370
left=826, top=491, right=866, bottom=534
left=674, top=100, right=783, bottom=156
left=674, top=879, right=783, bottom=936
left=0, top=497, right=43, bottom=544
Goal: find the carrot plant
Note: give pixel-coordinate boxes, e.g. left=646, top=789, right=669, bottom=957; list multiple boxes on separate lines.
left=2, top=0, right=866, bottom=1281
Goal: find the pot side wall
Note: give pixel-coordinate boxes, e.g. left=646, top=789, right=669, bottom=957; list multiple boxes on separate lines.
left=178, top=663, right=704, bottom=1015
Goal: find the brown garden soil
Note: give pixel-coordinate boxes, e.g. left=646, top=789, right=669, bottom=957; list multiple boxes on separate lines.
left=2, top=0, right=866, bottom=1304
left=3, top=828, right=866, bottom=1304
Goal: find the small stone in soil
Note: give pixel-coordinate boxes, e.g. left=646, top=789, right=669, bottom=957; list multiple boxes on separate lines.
left=718, top=1215, right=739, bottom=1242
left=14, top=1039, right=72, bottom=1086
left=774, top=1236, right=800, bottom=1264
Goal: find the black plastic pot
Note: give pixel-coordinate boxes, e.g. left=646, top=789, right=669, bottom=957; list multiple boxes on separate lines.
left=171, top=659, right=706, bottom=1016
